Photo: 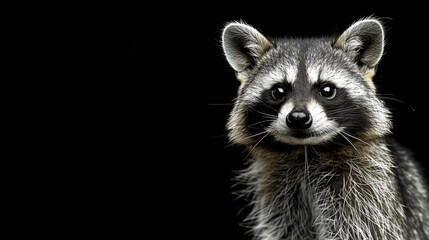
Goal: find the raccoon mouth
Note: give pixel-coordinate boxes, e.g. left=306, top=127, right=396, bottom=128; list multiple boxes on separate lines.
left=274, top=129, right=338, bottom=145
left=269, top=121, right=340, bottom=145
left=289, top=130, right=323, bottom=139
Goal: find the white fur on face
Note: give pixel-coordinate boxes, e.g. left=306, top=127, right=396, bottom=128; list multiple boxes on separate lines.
left=256, top=65, right=298, bottom=90
left=274, top=100, right=295, bottom=127
left=285, top=65, right=298, bottom=85
left=259, top=69, right=286, bottom=90
left=307, top=99, right=339, bottom=136
left=241, top=64, right=298, bottom=104
left=269, top=99, right=340, bottom=145
left=306, top=63, right=367, bottom=99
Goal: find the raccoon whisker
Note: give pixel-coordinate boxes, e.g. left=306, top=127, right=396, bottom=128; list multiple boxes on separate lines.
left=248, top=119, right=276, bottom=128
left=243, top=132, right=270, bottom=162
left=377, top=96, right=406, bottom=103
left=251, top=109, right=278, bottom=119
left=246, top=104, right=278, bottom=116
left=242, top=130, right=271, bottom=140
left=341, top=131, right=370, bottom=146
left=304, top=145, right=310, bottom=182
left=338, top=132, right=361, bottom=155
left=230, top=96, right=240, bottom=102
left=378, top=96, right=416, bottom=112
left=254, top=96, right=282, bottom=114
left=309, top=145, right=322, bottom=159
left=329, top=109, right=363, bottom=115
left=328, top=107, right=363, bottom=115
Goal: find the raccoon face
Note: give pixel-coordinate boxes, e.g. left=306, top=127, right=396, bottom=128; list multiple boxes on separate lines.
left=222, top=19, right=391, bottom=148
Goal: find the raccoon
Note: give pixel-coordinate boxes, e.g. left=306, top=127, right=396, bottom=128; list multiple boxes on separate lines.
left=221, top=18, right=429, bottom=240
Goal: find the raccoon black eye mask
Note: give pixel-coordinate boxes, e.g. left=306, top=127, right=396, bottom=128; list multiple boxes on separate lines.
left=221, top=17, right=429, bottom=240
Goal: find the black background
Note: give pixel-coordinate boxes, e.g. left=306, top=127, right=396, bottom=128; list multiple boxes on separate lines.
left=105, top=3, right=429, bottom=239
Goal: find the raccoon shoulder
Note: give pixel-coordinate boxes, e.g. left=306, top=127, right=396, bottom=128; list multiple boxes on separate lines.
left=387, top=137, right=429, bottom=238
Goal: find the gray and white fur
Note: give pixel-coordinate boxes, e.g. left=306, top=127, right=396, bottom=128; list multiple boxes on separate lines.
left=221, top=17, right=429, bottom=240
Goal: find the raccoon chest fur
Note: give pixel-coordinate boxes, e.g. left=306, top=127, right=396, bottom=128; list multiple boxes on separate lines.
left=245, top=143, right=406, bottom=240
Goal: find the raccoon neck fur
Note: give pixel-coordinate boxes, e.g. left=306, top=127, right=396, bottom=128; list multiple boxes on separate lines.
left=239, top=138, right=406, bottom=240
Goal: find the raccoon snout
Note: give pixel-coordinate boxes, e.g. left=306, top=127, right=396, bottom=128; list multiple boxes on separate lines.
left=286, top=110, right=312, bottom=129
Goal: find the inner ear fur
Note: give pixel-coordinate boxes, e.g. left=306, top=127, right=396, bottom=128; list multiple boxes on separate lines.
left=334, top=18, right=385, bottom=89
left=222, top=22, right=273, bottom=82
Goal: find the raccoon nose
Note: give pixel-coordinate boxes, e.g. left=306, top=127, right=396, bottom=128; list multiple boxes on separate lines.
left=286, top=111, right=312, bottom=129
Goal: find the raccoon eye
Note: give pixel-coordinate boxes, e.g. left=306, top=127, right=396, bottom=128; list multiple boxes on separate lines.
left=319, top=83, right=337, bottom=99
left=271, top=86, right=287, bottom=100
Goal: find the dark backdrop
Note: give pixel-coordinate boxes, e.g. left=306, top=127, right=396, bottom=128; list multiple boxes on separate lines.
left=106, top=4, right=428, bottom=240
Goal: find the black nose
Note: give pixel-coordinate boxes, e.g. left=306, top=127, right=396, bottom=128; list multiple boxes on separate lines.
left=286, top=111, right=312, bottom=129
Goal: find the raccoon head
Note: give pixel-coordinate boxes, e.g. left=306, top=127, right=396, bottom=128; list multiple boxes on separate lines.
left=222, top=18, right=391, bottom=149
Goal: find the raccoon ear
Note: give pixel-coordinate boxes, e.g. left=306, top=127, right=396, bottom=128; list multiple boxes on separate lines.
left=222, top=22, right=273, bottom=81
left=334, top=18, right=385, bottom=68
